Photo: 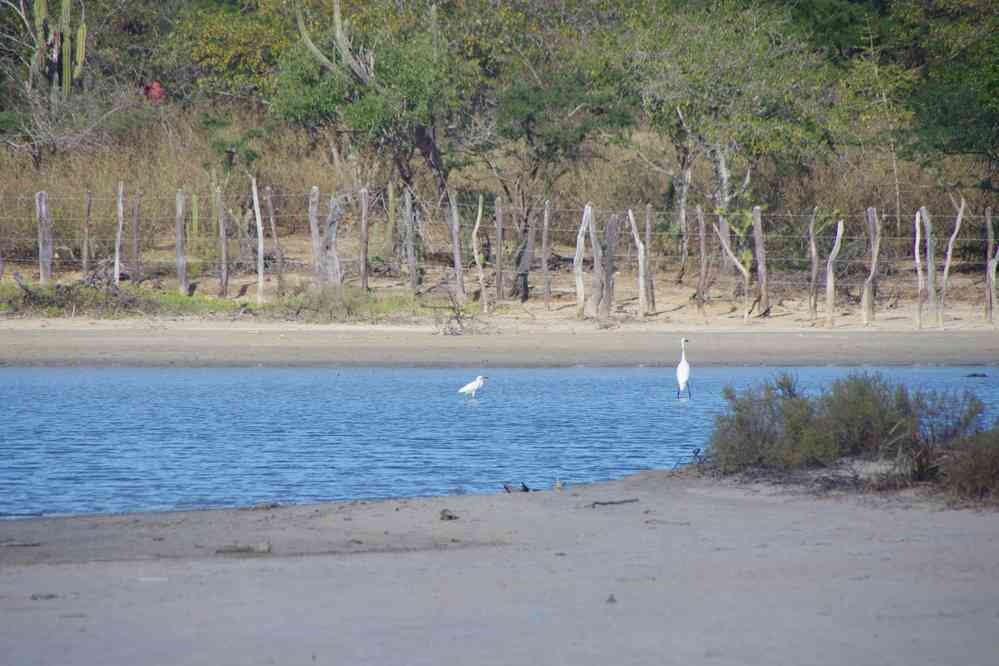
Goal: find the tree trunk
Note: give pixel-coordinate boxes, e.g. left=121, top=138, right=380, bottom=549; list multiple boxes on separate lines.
left=265, top=186, right=285, bottom=295
left=404, top=188, right=419, bottom=292
left=130, top=191, right=142, bottom=281
left=308, top=186, right=323, bottom=281
left=807, top=207, right=819, bottom=322
left=574, top=204, right=591, bottom=319
left=216, top=187, right=229, bottom=297
left=175, top=189, right=187, bottom=296
left=324, top=194, right=344, bottom=287
left=357, top=187, right=369, bottom=291
left=987, top=207, right=996, bottom=325
left=82, top=191, right=92, bottom=274
left=541, top=200, right=552, bottom=310
left=751, top=206, right=769, bottom=316
left=447, top=189, right=466, bottom=303
left=695, top=206, right=709, bottom=315
left=384, top=178, right=398, bottom=266
left=472, top=194, right=490, bottom=313
left=250, top=177, right=265, bottom=305
left=713, top=221, right=751, bottom=322
left=628, top=209, right=649, bottom=316
left=938, top=196, right=965, bottom=329
left=914, top=210, right=924, bottom=330
left=860, top=207, right=882, bottom=326
left=114, top=183, right=124, bottom=285
left=494, top=196, right=504, bottom=302
left=36, top=191, right=53, bottom=284
left=711, top=146, right=733, bottom=276
left=645, top=203, right=656, bottom=311
left=825, top=220, right=845, bottom=329
left=516, top=211, right=536, bottom=303
left=922, top=206, right=937, bottom=314
left=675, top=166, right=691, bottom=284
left=587, top=210, right=606, bottom=317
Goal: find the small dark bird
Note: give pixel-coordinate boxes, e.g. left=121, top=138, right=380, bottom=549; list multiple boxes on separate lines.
left=520, top=482, right=531, bottom=493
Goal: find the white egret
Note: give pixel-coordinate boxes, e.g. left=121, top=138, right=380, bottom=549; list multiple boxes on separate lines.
left=676, top=337, right=691, bottom=399
left=458, top=375, right=488, bottom=399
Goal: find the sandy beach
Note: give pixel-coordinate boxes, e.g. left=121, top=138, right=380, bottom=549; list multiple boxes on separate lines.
left=2, top=313, right=999, bottom=664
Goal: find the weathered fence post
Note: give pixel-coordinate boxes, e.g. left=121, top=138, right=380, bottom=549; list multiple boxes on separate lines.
left=472, top=193, right=490, bottom=313
left=82, top=191, right=92, bottom=274
left=574, top=204, right=592, bottom=319
left=587, top=210, right=606, bottom=317
left=114, top=182, right=124, bottom=285
left=938, top=196, right=966, bottom=329
left=914, top=210, right=925, bottom=329
left=250, top=177, right=265, bottom=305
left=447, top=189, right=466, bottom=303
left=404, top=188, right=419, bottom=292
left=627, top=209, right=649, bottom=316
left=384, top=179, right=397, bottom=264
left=265, top=186, right=284, bottom=295
left=598, top=215, right=621, bottom=319
left=494, top=196, right=504, bottom=302
left=325, top=194, right=344, bottom=287
left=216, top=187, right=229, bottom=297
left=861, top=207, right=882, bottom=326
left=541, top=199, right=552, bottom=310
left=695, top=206, right=708, bottom=315
left=751, top=206, right=769, bottom=316
left=130, top=191, right=142, bottom=281
left=516, top=211, right=536, bottom=303
left=987, top=207, right=996, bottom=325
left=35, top=191, right=53, bottom=284
left=359, top=187, right=370, bottom=291
left=825, top=219, right=845, bottom=329
left=713, top=219, right=751, bottom=322
left=175, top=189, right=187, bottom=295
left=807, top=207, right=819, bottom=322
left=0, top=193, right=5, bottom=280
left=921, top=206, right=937, bottom=315
left=308, top=186, right=323, bottom=281
left=645, top=203, right=656, bottom=310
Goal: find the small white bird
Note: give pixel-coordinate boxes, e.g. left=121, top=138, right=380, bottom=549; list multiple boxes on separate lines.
left=676, top=337, right=691, bottom=399
left=458, top=375, right=488, bottom=399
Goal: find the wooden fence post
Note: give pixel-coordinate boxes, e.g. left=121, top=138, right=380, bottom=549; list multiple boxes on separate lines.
left=130, top=191, right=142, bottom=281
left=472, top=193, right=490, bottom=313
left=384, top=179, right=397, bottom=264
left=250, top=177, right=265, bottom=304
left=587, top=209, right=606, bottom=317
left=914, top=210, right=925, bottom=329
left=175, top=189, right=187, bottom=295
left=114, top=182, right=124, bottom=285
left=82, top=191, right=92, bottom=274
left=359, top=187, right=370, bottom=291
left=751, top=206, right=769, bottom=316
left=404, top=188, right=419, bottom=292
left=265, top=186, right=284, bottom=295
left=308, top=186, right=322, bottom=281
left=494, top=196, right=504, bottom=302
left=574, top=204, right=591, bottom=319
left=516, top=210, right=536, bottom=303
left=447, top=189, right=466, bottom=302
left=325, top=194, right=344, bottom=287
left=807, top=207, right=819, bottom=322
left=987, top=207, right=996, bottom=325
left=35, top=191, right=53, bottom=284
left=713, top=219, right=751, bottom=322
left=627, top=209, right=648, bottom=316
left=921, top=206, right=936, bottom=315
left=598, top=214, right=620, bottom=318
left=825, top=219, right=845, bottom=329
left=645, top=203, right=656, bottom=310
left=216, top=187, right=229, bottom=297
left=541, top=199, right=552, bottom=310
left=938, top=196, right=965, bottom=329
left=861, top=207, right=882, bottom=326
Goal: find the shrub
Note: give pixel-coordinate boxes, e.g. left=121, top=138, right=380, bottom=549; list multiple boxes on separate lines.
left=940, top=428, right=999, bottom=502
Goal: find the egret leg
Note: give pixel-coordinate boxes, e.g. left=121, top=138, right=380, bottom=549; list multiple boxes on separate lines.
left=688, top=382, right=692, bottom=399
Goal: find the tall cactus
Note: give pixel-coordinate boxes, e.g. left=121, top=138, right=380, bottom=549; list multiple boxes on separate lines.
left=31, top=0, right=86, bottom=99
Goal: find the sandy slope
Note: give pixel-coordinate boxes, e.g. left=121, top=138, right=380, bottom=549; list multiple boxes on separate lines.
left=2, top=473, right=998, bottom=666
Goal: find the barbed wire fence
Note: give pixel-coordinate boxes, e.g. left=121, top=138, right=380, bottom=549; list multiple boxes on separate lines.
left=0, top=185, right=996, bottom=326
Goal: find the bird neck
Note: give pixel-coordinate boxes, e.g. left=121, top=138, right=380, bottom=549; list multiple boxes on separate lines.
left=680, top=341, right=686, bottom=360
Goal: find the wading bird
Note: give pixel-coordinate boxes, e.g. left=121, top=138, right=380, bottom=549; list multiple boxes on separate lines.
left=676, top=337, right=691, bottom=399
left=458, top=375, right=488, bottom=399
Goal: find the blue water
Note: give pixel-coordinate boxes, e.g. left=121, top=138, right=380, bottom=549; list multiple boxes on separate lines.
left=1, top=367, right=996, bottom=517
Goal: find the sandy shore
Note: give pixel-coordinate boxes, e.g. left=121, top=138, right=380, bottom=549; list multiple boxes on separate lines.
left=1, top=316, right=998, bottom=367
left=2, top=473, right=998, bottom=665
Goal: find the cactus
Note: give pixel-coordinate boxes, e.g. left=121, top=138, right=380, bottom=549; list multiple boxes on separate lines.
left=31, top=0, right=86, bottom=99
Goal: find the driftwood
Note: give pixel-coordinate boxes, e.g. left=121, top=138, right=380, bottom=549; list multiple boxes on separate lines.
left=175, top=189, right=188, bottom=296
left=588, top=498, right=638, bottom=508
left=308, top=186, right=323, bottom=280
left=860, top=207, right=882, bottom=326
left=471, top=194, right=490, bottom=313
left=825, top=219, right=845, bottom=328
left=914, top=210, right=925, bottom=329
left=938, top=195, right=965, bottom=329
left=114, top=183, right=124, bottom=285
left=216, top=187, right=229, bottom=297
left=447, top=189, right=466, bottom=303
left=250, top=177, right=265, bottom=305
left=574, top=204, right=592, bottom=319
left=541, top=200, right=552, bottom=309
left=628, top=209, right=649, bottom=316
left=807, top=207, right=819, bottom=321
left=713, top=220, right=751, bottom=322
left=35, top=191, right=53, bottom=284
left=751, top=206, right=770, bottom=316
